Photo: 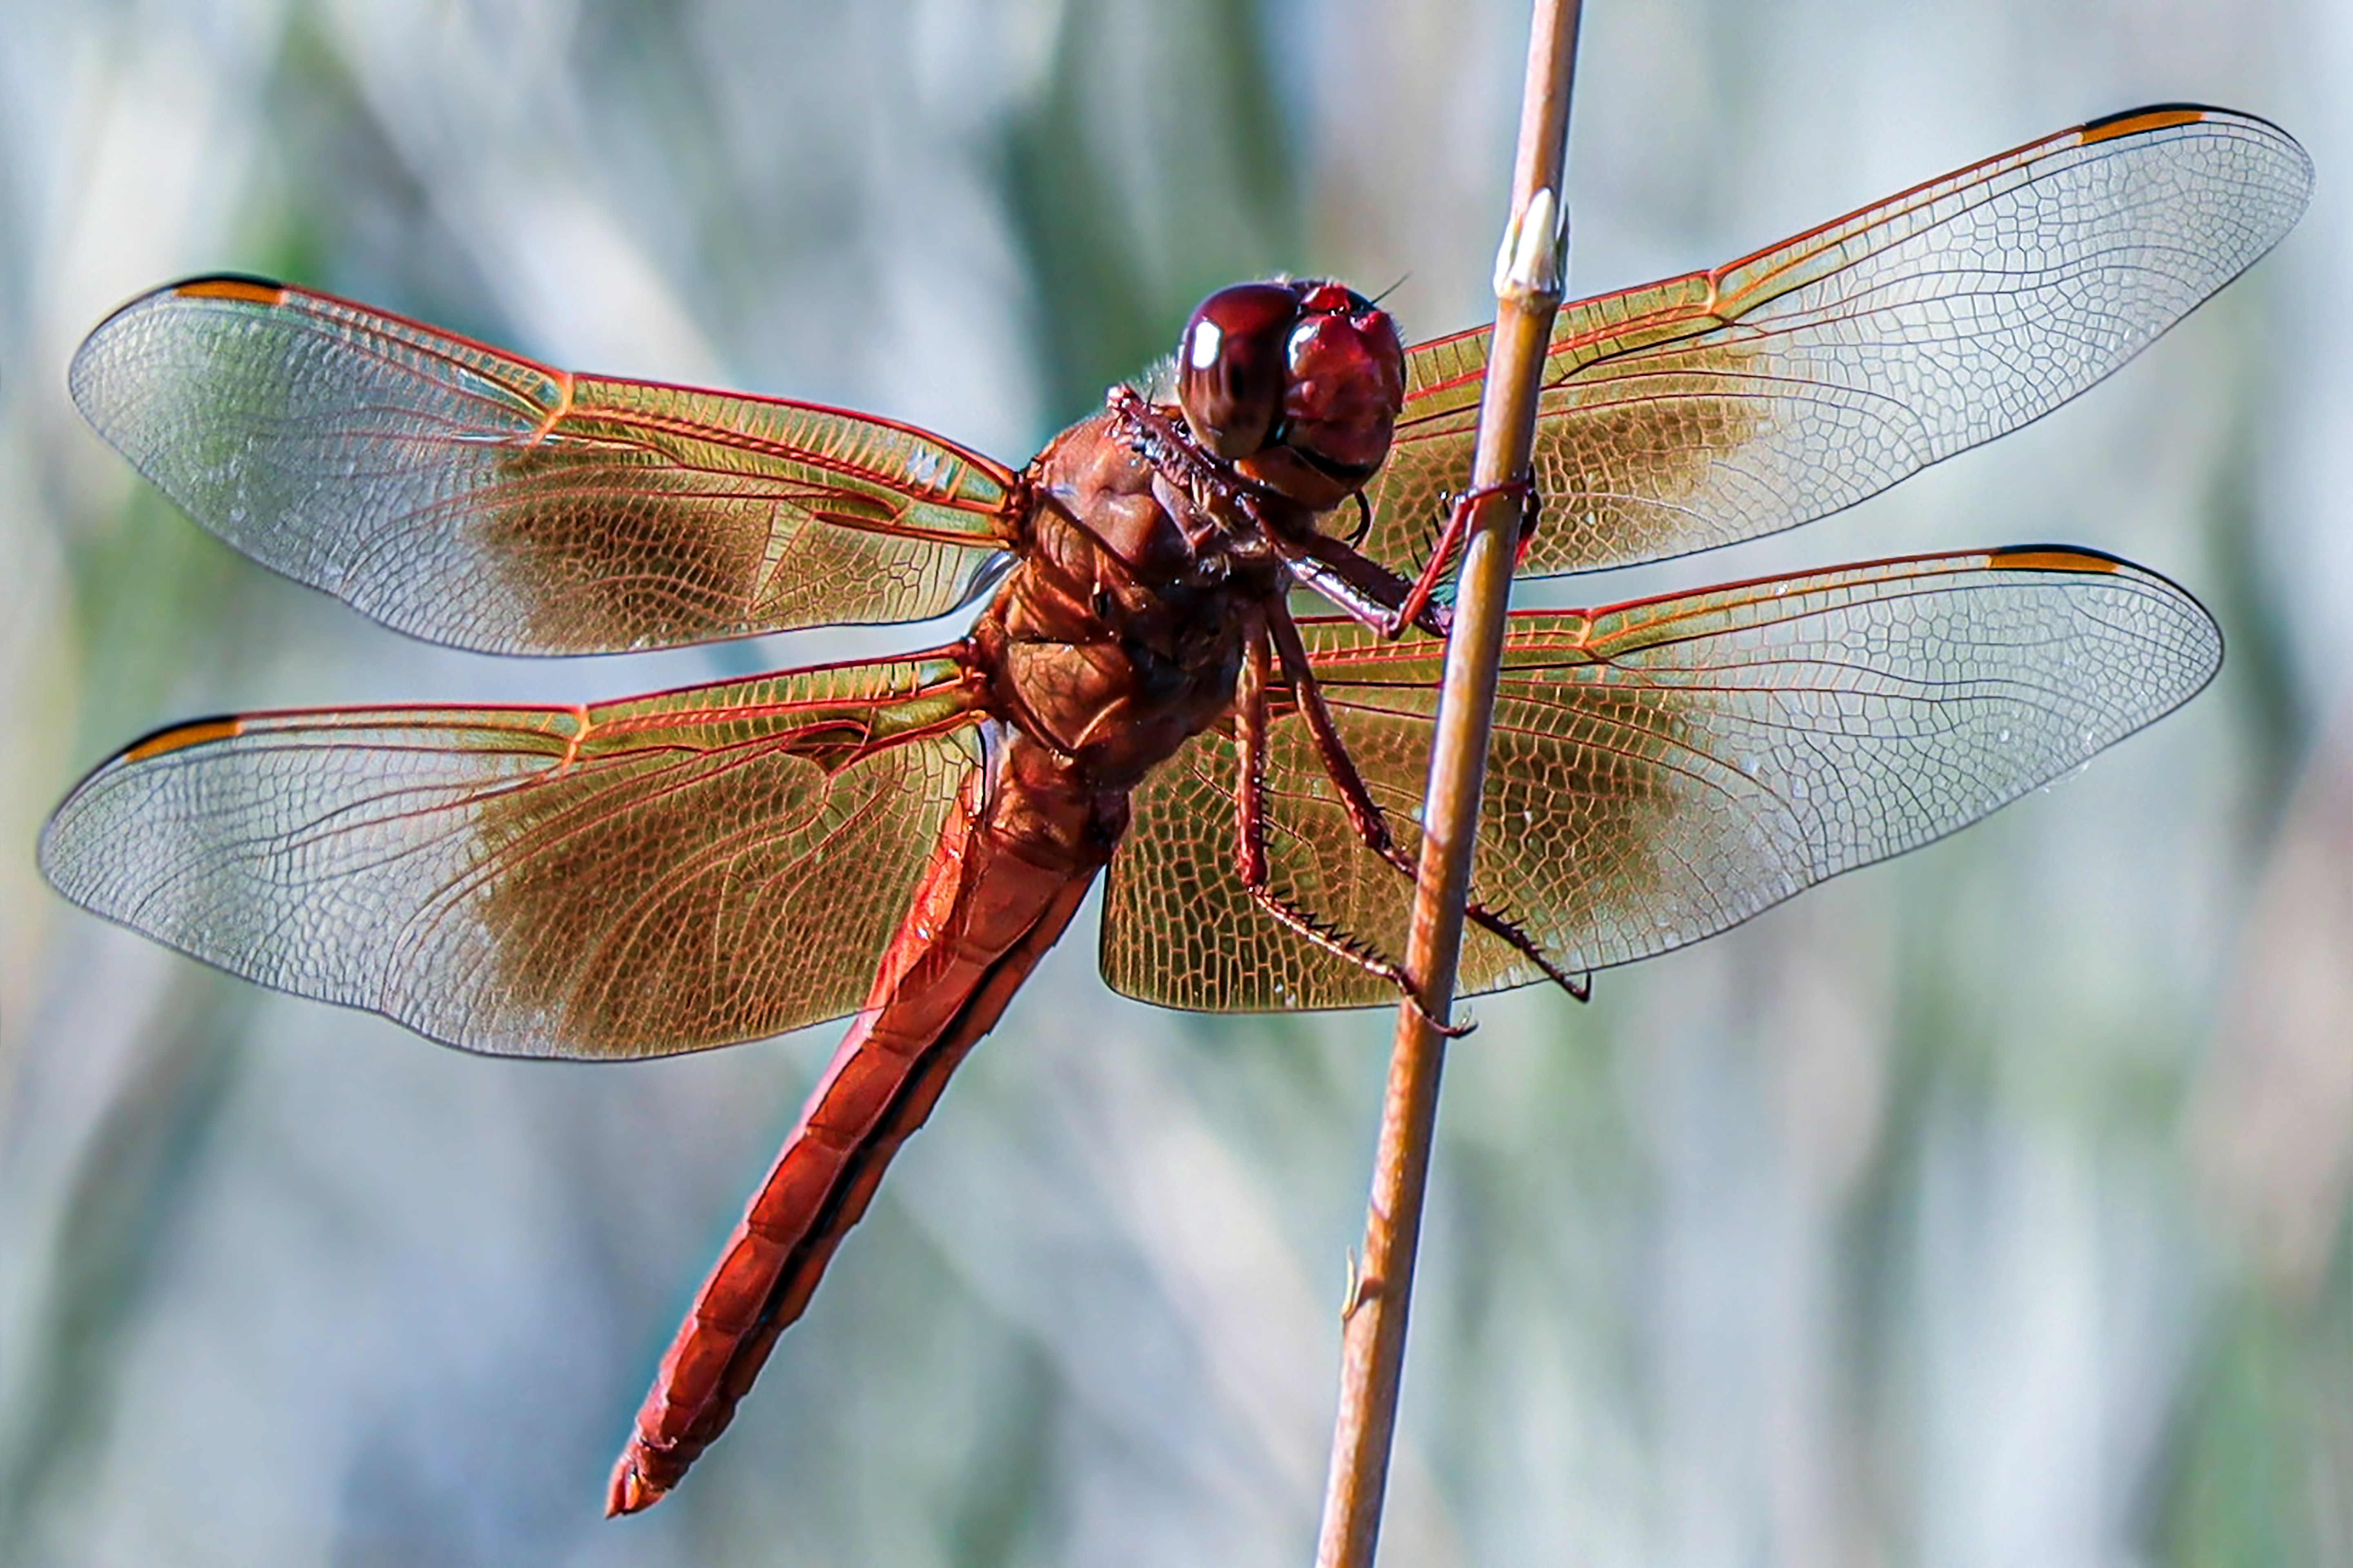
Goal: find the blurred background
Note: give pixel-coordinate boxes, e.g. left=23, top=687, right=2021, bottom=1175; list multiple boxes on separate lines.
left=0, top=0, right=2345, bottom=1563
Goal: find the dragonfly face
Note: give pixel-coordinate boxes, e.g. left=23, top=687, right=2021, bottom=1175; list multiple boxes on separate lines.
left=37, top=104, right=2310, bottom=1510
left=1176, top=278, right=1406, bottom=510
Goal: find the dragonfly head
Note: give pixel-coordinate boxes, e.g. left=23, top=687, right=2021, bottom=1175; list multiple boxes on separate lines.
left=1176, top=279, right=1404, bottom=513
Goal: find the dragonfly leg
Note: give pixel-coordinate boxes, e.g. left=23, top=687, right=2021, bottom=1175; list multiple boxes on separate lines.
left=1277, top=530, right=1453, bottom=639
left=1107, top=384, right=1459, bottom=641
left=1232, top=617, right=1471, bottom=1035
left=1105, top=386, right=1272, bottom=555
left=1383, top=474, right=1539, bottom=638
left=1268, top=607, right=1592, bottom=1003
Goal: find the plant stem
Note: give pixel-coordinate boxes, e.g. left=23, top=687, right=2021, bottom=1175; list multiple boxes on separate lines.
left=1311, top=5, right=1581, bottom=1565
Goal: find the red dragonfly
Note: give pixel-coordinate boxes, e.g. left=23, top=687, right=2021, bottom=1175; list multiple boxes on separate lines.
left=42, top=105, right=2307, bottom=1512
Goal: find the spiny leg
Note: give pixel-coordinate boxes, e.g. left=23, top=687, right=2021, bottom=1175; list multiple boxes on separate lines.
left=1383, top=475, right=1540, bottom=638
left=1231, top=615, right=1471, bottom=1033
left=1105, top=387, right=1261, bottom=556
left=1279, top=530, right=1452, bottom=639
left=1108, top=385, right=1456, bottom=641
left=1266, top=606, right=1591, bottom=1002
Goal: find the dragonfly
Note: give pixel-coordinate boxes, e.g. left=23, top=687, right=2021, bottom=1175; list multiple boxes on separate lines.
left=42, top=105, right=2308, bottom=1513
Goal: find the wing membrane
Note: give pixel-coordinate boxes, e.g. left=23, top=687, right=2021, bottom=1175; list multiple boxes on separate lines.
left=41, top=653, right=984, bottom=1057
left=1103, top=549, right=2219, bottom=1010
left=70, top=279, right=1022, bottom=654
left=1362, top=106, right=2311, bottom=578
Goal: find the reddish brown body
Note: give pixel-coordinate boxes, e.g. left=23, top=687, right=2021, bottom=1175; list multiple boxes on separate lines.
left=608, top=736, right=1112, bottom=1508
left=609, top=401, right=1328, bottom=1509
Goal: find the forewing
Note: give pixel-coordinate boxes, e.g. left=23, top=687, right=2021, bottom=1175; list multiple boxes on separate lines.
left=41, top=654, right=984, bottom=1057
left=1362, top=106, right=2310, bottom=578
left=1103, top=549, right=2218, bottom=1010
left=71, top=278, right=1022, bottom=654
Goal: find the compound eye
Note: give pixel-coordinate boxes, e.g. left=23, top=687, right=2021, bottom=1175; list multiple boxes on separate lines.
left=1176, top=282, right=1301, bottom=459
left=1280, top=289, right=1403, bottom=476
left=1232, top=285, right=1406, bottom=511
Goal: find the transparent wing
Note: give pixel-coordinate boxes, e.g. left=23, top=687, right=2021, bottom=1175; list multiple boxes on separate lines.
left=71, top=278, right=1023, bottom=654
left=1103, top=549, right=2219, bottom=1010
left=1362, top=105, right=2310, bottom=578
left=41, top=653, right=985, bottom=1057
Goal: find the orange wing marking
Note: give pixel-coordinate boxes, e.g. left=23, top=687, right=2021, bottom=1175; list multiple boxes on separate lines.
left=122, top=717, right=246, bottom=763
left=1987, top=547, right=2121, bottom=574
left=174, top=277, right=286, bottom=306
left=2081, top=106, right=2208, bottom=145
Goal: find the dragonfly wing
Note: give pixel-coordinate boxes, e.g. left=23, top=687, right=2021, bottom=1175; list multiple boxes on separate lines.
left=41, top=652, right=985, bottom=1057
left=71, top=279, right=1022, bottom=654
left=1101, top=701, right=1433, bottom=1012
left=1103, top=549, right=2219, bottom=1009
left=1364, top=106, right=2311, bottom=578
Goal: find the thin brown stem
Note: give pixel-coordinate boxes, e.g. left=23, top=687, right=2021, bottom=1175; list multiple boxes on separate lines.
left=1312, top=4, right=1582, bottom=1566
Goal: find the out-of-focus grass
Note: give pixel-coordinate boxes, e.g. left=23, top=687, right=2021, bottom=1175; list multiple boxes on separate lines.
left=0, top=979, right=248, bottom=1562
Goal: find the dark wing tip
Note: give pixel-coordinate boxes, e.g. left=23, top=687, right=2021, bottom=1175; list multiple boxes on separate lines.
left=2075, top=103, right=2311, bottom=187
left=170, top=273, right=291, bottom=305
left=2075, top=102, right=2298, bottom=147
left=117, top=714, right=249, bottom=764
left=40, top=713, right=249, bottom=876
left=78, top=271, right=289, bottom=351
left=1984, top=544, right=2128, bottom=575
left=71, top=274, right=292, bottom=428
left=1985, top=542, right=2224, bottom=694
left=2078, top=103, right=2221, bottom=143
